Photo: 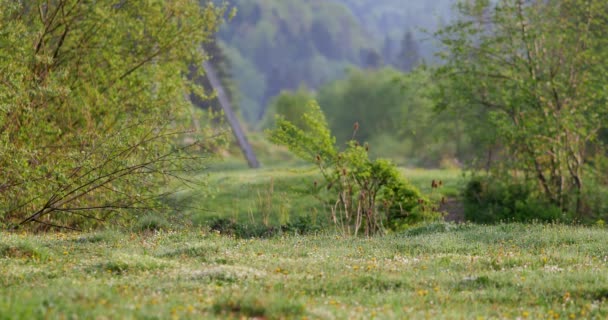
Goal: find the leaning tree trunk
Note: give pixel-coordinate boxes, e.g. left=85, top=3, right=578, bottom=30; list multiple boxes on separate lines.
left=200, top=60, right=260, bottom=168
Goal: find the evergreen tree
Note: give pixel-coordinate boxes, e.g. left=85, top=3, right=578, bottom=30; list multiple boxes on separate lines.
left=397, top=30, right=420, bottom=72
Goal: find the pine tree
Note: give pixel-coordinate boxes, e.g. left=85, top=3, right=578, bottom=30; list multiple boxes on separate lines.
left=397, top=30, right=420, bottom=72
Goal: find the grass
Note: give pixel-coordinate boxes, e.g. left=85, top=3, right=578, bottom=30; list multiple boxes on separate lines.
left=1, top=223, right=607, bottom=319
left=170, top=166, right=462, bottom=229
left=3, top=160, right=605, bottom=318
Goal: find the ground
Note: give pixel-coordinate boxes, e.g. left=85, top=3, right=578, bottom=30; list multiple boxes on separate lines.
left=1, top=224, right=607, bottom=319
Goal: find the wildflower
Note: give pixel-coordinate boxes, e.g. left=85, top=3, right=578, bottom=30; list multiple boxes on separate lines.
left=416, top=289, right=428, bottom=297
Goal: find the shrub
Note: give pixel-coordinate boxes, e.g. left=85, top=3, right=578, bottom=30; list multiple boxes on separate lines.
left=0, top=1, right=227, bottom=230
left=132, top=215, right=171, bottom=233
left=462, top=176, right=568, bottom=223
left=268, top=101, right=433, bottom=235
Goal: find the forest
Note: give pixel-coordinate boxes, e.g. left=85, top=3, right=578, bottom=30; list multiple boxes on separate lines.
left=1, top=0, right=608, bottom=319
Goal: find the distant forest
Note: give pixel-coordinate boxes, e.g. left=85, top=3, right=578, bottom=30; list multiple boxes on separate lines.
left=214, top=0, right=455, bottom=123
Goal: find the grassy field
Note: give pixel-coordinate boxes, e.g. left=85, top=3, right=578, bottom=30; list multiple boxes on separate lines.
left=1, top=223, right=607, bottom=319
left=3, top=167, right=606, bottom=319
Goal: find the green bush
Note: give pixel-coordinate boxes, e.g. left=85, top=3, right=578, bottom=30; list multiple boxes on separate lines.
left=268, top=101, right=434, bottom=235
left=261, top=86, right=316, bottom=130
left=462, top=176, right=568, bottom=223
left=132, top=215, right=171, bottom=233
left=580, top=174, right=608, bottom=223
left=0, top=1, right=226, bottom=230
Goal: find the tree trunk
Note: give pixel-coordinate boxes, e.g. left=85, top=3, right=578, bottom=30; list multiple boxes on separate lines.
left=200, top=60, right=260, bottom=168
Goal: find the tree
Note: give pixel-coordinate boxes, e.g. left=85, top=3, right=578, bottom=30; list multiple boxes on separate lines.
left=191, top=37, right=237, bottom=113
left=397, top=30, right=421, bottom=72
left=435, top=0, right=608, bottom=215
left=262, top=86, right=316, bottom=130
left=217, top=0, right=370, bottom=123
left=0, top=0, right=227, bottom=230
left=316, top=67, right=468, bottom=167
left=318, top=68, right=407, bottom=144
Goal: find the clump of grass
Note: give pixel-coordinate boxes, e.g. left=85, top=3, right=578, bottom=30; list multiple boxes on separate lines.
left=310, top=274, right=410, bottom=295
left=207, top=217, right=282, bottom=238
left=455, top=275, right=504, bottom=291
left=0, top=242, right=47, bottom=260
left=212, top=292, right=305, bottom=319
left=157, top=244, right=218, bottom=260
left=73, top=230, right=120, bottom=244
left=90, top=254, right=168, bottom=275
left=206, top=216, right=322, bottom=238
left=132, top=215, right=171, bottom=232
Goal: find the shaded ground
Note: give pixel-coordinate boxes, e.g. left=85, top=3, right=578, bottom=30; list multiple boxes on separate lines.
left=441, top=198, right=465, bottom=223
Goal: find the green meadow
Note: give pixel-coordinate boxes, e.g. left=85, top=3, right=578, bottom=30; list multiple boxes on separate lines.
left=2, top=223, right=606, bottom=319
left=2, top=168, right=607, bottom=320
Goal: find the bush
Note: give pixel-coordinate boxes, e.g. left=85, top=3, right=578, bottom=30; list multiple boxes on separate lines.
left=579, top=175, right=608, bottom=223
left=282, top=215, right=322, bottom=234
left=261, top=86, right=316, bottom=130
left=0, top=1, right=226, bottom=230
left=268, top=101, right=434, bottom=236
left=462, top=176, right=568, bottom=223
left=132, top=215, right=171, bottom=233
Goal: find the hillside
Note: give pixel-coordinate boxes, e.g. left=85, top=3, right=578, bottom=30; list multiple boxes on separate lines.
left=216, top=0, right=456, bottom=123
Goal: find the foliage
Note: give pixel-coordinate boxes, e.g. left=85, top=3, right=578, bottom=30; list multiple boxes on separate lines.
left=217, top=0, right=369, bottom=122
left=132, top=215, right=172, bottom=233
left=190, top=37, right=238, bottom=113
left=317, top=67, right=470, bottom=166
left=337, top=0, right=454, bottom=63
left=217, top=0, right=455, bottom=123
left=261, top=86, right=316, bottom=130
left=267, top=102, right=433, bottom=235
left=205, top=215, right=321, bottom=239
left=436, top=0, right=608, bottom=216
left=462, top=176, right=566, bottom=224
left=0, top=0, right=227, bottom=230
left=396, top=30, right=421, bottom=72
